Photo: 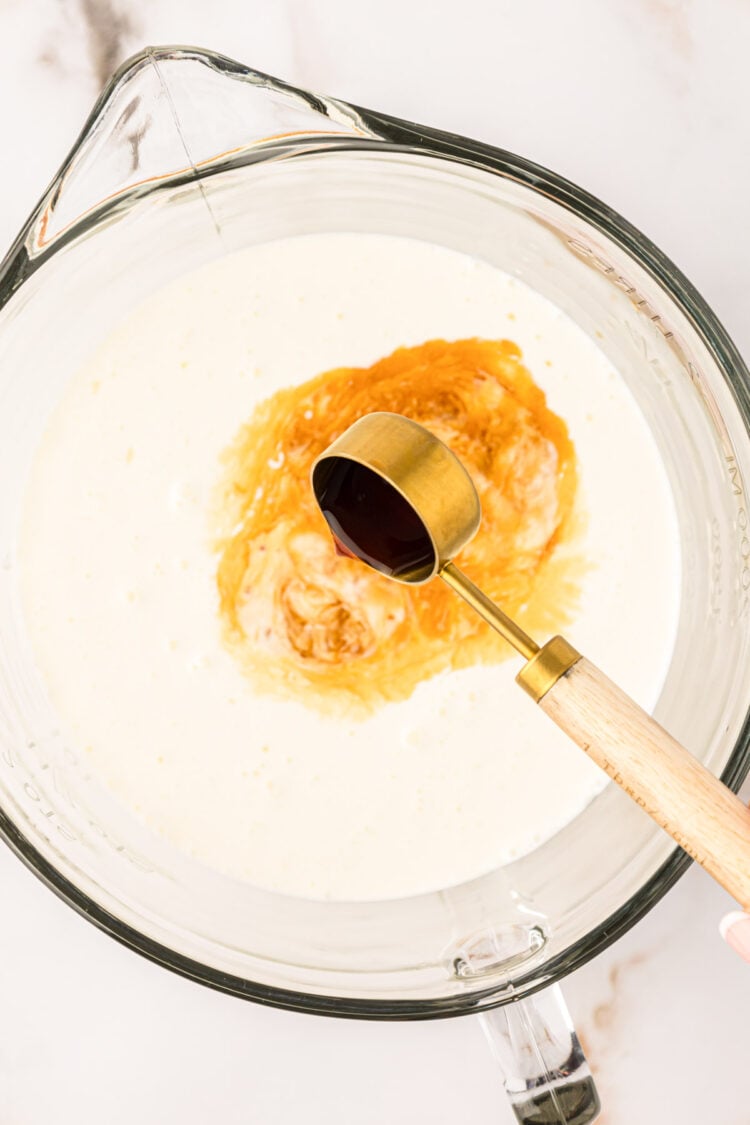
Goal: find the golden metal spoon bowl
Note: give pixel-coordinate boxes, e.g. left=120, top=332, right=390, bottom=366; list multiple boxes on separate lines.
left=312, top=412, right=480, bottom=582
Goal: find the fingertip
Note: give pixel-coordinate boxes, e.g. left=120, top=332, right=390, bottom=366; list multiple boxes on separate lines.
left=719, top=911, right=748, bottom=941
left=720, top=911, right=750, bottom=961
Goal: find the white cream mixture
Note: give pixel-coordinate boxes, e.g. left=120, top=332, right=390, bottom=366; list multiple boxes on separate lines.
left=20, top=234, right=681, bottom=900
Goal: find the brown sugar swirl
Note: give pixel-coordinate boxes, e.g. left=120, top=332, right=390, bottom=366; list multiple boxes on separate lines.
left=214, top=338, right=583, bottom=715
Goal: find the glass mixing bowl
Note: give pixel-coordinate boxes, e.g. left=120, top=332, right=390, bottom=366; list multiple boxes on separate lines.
left=1, top=46, right=749, bottom=1124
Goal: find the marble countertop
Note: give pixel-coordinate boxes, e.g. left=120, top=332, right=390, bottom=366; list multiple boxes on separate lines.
left=1, top=1, right=749, bottom=1122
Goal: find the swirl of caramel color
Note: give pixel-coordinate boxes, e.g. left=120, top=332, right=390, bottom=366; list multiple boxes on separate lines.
left=215, top=338, right=583, bottom=715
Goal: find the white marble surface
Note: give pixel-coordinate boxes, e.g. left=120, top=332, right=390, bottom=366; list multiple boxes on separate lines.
left=1, top=1, right=749, bottom=1122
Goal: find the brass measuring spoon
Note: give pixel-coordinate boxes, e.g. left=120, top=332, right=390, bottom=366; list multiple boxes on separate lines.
left=312, top=411, right=750, bottom=909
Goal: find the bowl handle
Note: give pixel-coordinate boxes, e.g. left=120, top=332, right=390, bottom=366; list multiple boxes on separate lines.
left=479, top=984, right=601, bottom=1124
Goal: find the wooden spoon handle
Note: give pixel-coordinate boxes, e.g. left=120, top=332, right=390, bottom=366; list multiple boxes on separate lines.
left=538, top=656, right=750, bottom=909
